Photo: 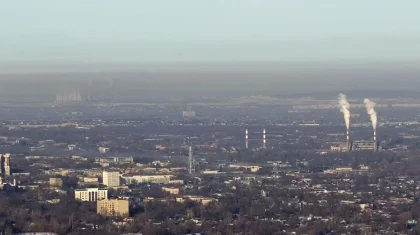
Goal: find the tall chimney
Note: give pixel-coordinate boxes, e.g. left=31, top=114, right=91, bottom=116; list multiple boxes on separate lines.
left=263, top=128, right=267, bottom=149
left=245, top=129, right=249, bottom=149
left=346, top=129, right=350, bottom=151
left=373, top=129, right=377, bottom=152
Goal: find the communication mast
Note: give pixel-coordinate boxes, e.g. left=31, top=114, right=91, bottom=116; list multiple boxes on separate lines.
left=188, top=146, right=194, bottom=174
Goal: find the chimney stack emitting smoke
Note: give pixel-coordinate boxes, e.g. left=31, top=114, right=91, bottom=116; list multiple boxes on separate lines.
left=364, top=98, right=377, bottom=142
left=338, top=93, right=351, bottom=147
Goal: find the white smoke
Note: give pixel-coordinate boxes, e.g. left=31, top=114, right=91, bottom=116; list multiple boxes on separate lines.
left=364, top=98, right=377, bottom=130
left=338, top=93, right=351, bottom=130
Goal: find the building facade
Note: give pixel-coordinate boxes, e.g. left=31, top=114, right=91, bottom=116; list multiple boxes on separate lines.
left=95, top=156, right=133, bottom=164
left=97, top=199, right=129, bottom=217
left=103, top=171, right=120, bottom=187
left=122, top=175, right=172, bottom=184
left=350, top=141, right=380, bottom=152
left=75, top=188, right=108, bottom=202
left=162, top=187, right=180, bottom=195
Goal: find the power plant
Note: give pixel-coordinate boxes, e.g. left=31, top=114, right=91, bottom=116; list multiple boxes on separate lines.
left=338, top=93, right=351, bottom=150
left=244, top=128, right=269, bottom=149
left=332, top=94, right=380, bottom=152
left=364, top=98, right=378, bottom=152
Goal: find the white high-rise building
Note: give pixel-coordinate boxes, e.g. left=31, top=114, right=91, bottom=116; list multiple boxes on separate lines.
left=103, top=171, right=120, bottom=187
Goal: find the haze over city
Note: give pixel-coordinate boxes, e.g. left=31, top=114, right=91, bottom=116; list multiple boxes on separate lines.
left=1, top=1, right=420, bottom=98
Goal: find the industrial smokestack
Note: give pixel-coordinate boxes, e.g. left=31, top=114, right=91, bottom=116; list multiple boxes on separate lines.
left=363, top=98, right=377, bottom=130
left=245, top=129, right=249, bottom=149
left=347, top=129, right=350, bottom=150
left=338, top=93, right=351, bottom=147
left=364, top=98, right=378, bottom=151
left=263, top=128, right=266, bottom=149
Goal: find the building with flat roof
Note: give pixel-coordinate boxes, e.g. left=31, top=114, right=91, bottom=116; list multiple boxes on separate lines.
left=95, top=156, right=133, bottom=164
left=122, top=175, right=172, bottom=184
left=97, top=199, right=129, bottom=217
left=162, top=187, right=180, bottom=195
left=176, top=195, right=216, bottom=205
left=330, top=143, right=350, bottom=152
left=103, top=171, right=120, bottom=187
left=350, top=141, right=380, bottom=152
left=75, top=188, right=108, bottom=202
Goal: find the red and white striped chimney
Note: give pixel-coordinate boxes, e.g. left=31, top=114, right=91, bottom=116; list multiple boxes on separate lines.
left=263, top=128, right=266, bottom=149
left=245, top=129, right=249, bottom=149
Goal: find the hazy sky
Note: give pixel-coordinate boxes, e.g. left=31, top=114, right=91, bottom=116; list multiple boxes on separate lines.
left=1, top=1, right=420, bottom=63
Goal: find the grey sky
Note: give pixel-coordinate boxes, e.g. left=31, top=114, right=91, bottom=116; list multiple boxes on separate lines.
left=1, top=0, right=420, bottom=63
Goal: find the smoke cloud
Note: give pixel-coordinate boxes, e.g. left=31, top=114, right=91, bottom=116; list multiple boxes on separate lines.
left=364, top=98, right=377, bottom=130
left=338, top=93, right=351, bottom=130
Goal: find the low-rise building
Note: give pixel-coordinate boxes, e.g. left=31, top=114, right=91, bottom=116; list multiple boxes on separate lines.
left=177, top=195, right=216, bottom=205
left=95, top=156, right=133, bottom=164
left=122, top=175, right=172, bottom=184
left=83, top=177, right=99, bottom=184
left=162, top=187, right=180, bottom=195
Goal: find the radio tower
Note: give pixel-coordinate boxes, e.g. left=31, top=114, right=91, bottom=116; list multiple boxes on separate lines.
left=188, top=146, right=194, bottom=174
left=263, top=128, right=267, bottom=149
left=245, top=129, right=249, bottom=149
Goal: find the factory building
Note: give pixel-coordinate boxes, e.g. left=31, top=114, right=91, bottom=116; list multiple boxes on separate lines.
left=331, top=141, right=380, bottom=152
left=103, top=171, right=120, bottom=187
left=330, top=143, right=350, bottom=152
left=75, top=188, right=108, bottom=202
left=97, top=199, right=129, bottom=217
left=350, top=141, right=380, bottom=152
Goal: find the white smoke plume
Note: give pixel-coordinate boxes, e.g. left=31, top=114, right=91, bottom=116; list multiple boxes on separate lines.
left=338, top=93, right=351, bottom=130
left=364, top=98, right=377, bottom=130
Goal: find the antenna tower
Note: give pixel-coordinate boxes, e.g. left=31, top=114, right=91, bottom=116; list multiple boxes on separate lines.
left=188, top=146, right=194, bottom=174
